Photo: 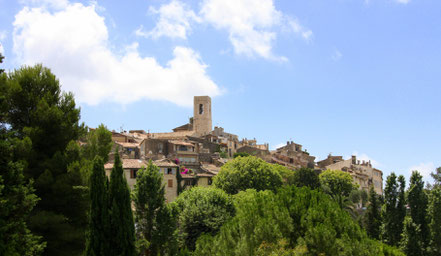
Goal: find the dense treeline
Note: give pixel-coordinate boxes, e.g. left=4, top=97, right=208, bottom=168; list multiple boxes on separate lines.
left=1, top=62, right=441, bottom=255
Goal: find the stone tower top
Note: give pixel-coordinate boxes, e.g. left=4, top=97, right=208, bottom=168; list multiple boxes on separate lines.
left=193, top=96, right=212, bottom=135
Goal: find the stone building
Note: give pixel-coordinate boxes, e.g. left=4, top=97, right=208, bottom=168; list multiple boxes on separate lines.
left=319, top=154, right=383, bottom=194
left=104, top=158, right=180, bottom=202
left=270, top=141, right=315, bottom=169
left=193, top=96, right=212, bottom=135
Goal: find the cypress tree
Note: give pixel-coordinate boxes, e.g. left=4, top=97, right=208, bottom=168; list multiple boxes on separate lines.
left=366, top=186, right=381, bottom=239
left=109, top=153, right=135, bottom=256
left=381, top=173, right=400, bottom=246
left=396, top=175, right=406, bottom=240
left=85, top=156, right=109, bottom=256
left=407, top=171, right=429, bottom=253
left=401, top=216, right=423, bottom=256
left=428, top=188, right=441, bottom=255
left=133, top=161, right=176, bottom=255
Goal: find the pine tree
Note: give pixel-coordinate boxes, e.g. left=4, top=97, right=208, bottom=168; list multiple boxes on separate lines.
left=85, top=156, right=109, bottom=256
left=2, top=64, right=88, bottom=255
left=108, top=152, right=135, bottom=256
left=381, top=172, right=400, bottom=246
left=0, top=127, right=45, bottom=255
left=133, top=161, right=176, bottom=255
left=428, top=188, right=441, bottom=255
left=407, top=171, right=429, bottom=253
left=366, top=186, right=381, bottom=239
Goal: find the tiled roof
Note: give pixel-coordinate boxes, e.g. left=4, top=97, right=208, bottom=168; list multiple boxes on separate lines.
left=153, top=158, right=178, bottom=167
left=104, top=159, right=147, bottom=170
left=168, top=140, right=195, bottom=147
left=150, top=131, right=195, bottom=139
left=201, top=163, right=220, bottom=175
left=115, top=142, right=139, bottom=148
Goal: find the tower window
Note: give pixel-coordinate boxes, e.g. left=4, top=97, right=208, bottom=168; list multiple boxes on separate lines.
left=199, top=104, right=204, bottom=114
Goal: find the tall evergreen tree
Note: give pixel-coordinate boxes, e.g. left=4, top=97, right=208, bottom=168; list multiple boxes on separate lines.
left=401, top=216, right=423, bottom=256
left=2, top=65, right=88, bottom=255
left=381, top=173, right=400, bottom=246
left=0, top=127, right=45, bottom=255
left=407, top=171, right=429, bottom=253
left=109, top=152, right=135, bottom=256
left=396, top=175, right=406, bottom=241
left=85, top=156, right=109, bottom=256
left=428, top=188, right=441, bottom=255
left=366, top=186, right=381, bottom=239
left=133, top=161, right=176, bottom=255
left=430, top=167, right=441, bottom=189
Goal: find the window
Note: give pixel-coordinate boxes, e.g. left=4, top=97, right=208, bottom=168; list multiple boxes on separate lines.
left=168, top=179, right=173, bottom=187
left=130, top=169, right=137, bottom=179
left=199, top=104, right=204, bottom=114
left=185, top=179, right=192, bottom=186
left=167, top=168, right=173, bottom=175
left=208, top=178, right=212, bottom=185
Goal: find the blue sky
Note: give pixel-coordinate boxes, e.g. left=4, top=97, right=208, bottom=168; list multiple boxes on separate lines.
left=0, top=0, right=440, bottom=185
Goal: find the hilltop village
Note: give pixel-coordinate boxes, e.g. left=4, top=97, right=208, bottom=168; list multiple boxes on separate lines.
left=102, top=96, right=383, bottom=202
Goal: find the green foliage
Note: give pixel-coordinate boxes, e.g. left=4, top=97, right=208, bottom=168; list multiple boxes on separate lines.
left=290, top=167, right=320, bottom=190
left=406, top=171, right=429, bottom=251
left=0, top=128, right=45, bottom=256
left=430, top=166, right=441, bottom=189
left=233, top=152, right=250, bottom=158
left=213, top=156, right=283, bottom=194
left=0, top=53, right=4, bottom=74
left=85, top=156, right=109, bottom=256
left=272, top=164, right=295, bottom=185
left=428, top=188, right=441, bottom=255
left=83, top=125, right=113, bottom=163
left=319, top=169, right=357, bottom=208
left=108, top=153, right=135, bottom=256
left=381, top=173, right=405, bottom=246
left=133, top=161, right=176, bottom=255
left=400, top=216, right=423, bottom=256
left=194, top=186, right=403, bottom=256
left=173, top=186, right=235, bottom=251
left=366, top=186, right=382, bottom=239
left=2, top=64, right=88, bottom=255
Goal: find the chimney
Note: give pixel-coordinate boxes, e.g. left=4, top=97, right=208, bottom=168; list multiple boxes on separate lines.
left=351, top=155, right=356, bottom=165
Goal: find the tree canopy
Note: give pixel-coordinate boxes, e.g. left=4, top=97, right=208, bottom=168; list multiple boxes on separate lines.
left=194, top=186, right=403, bottom=256
left=319, top=169, right=357, bottom=208
left=2, top=64, right=88, bottom=255
left=213, top=156, right=283, bottom=194
left=133, top=161, right=176, bottom=255
left=173, top=186, right=235, bottom=251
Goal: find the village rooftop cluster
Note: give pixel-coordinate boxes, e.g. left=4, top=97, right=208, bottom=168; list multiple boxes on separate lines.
left=100, top=96, right=383, bottom=202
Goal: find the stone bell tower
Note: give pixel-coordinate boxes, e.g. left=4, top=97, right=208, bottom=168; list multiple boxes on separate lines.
left=193, top=96, right=212, bottom=135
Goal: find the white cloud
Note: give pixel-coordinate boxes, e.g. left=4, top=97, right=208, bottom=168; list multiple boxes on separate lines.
left=200, top=0, right=286, bottom=61
left=19, top=0, right=69, bottom=9
left=13, top=2, right=221, bottom=107
left=0, top=44, right=4, bottom=55
left=408, top=162, right=435, bottom=184
left=332, top=49, right=343, bottom=61
left=395, top=0, right=411, bottom=4
left=136, top=0, right=200, bottom=40
left=287, top=18, right=313, bottom=41
left=0, top=30, right=7, bottom=41
left=143, top=0, right=312, bottom=61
